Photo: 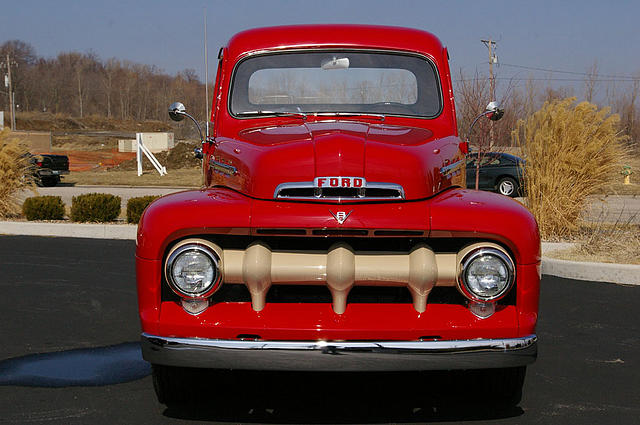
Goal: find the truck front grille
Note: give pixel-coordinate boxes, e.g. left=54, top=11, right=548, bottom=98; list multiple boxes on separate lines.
left=274, top=182, right=404, bottom=200
left=161, top=236, right=516, bottom=313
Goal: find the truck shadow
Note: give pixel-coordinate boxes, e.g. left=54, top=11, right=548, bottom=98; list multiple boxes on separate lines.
left=162, top=370, right=524, bottom=423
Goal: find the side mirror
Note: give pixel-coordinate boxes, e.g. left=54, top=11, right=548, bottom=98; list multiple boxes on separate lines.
left=465, top=102, right=506, bottom=152
left=167, top=101, right=204, bottom=144
left=485, top=101, right=504, bottom=122
left=168, top=102, right=187, bottom=122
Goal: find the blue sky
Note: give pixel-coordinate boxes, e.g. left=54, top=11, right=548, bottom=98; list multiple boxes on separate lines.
left=2, top=0, right=639, bottom=89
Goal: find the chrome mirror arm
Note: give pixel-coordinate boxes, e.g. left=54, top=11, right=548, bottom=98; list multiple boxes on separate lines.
left=168, top=101, right=205, bottom=143
left=168, top=102, right=208, bottom=160
left=466, top=111, right=491, bottom=142
left=173, top=110, right=204, bottom=143
left=464, top=102, right=505, bottom=153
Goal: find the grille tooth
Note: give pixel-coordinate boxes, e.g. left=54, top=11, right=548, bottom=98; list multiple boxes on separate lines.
left=326, top=243, right=356, bottom=314
left=407, top=244, right=438, bottom=313
left=242, top=242, right=272, bottom=311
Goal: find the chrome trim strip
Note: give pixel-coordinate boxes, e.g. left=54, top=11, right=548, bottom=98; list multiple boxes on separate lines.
left=209, top=159, right=237, bottom=176
left=274, top=181, right=314, bottom=194
left=141, top=333, right=537, bottom=371
left=440, top=159, right=465, bottom=178
left=274, top=181, right=405, bottom=200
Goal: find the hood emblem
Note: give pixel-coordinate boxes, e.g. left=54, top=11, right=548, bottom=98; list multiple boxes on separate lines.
left=329, top=210, right=353, bottom=225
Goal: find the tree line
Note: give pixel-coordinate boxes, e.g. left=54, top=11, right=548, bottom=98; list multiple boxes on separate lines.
left=2, top=38, right=638, bottom=151
left=1, top=40, right=207, bottom=122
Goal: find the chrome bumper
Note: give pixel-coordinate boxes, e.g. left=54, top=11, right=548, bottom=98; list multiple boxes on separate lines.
left=38, top=169, right=69, bottom=176
left=141, top=333, right=537, bottom=371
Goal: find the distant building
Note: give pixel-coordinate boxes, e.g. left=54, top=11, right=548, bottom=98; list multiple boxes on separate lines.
left=118, top=132, right=175, bottom=153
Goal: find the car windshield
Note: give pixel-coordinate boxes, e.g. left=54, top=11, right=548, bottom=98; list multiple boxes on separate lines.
left=230, top=50, right=441, bottom=118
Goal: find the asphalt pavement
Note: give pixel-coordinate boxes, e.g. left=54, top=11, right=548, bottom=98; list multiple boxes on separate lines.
left=0, top=235, right=638, bottom=424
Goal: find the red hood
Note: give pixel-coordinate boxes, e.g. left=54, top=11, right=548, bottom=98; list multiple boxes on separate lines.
left=210, top=121, right=461, bottom=201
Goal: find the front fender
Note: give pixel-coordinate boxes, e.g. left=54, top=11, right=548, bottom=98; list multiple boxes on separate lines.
left=429, top=188, right=540, bottom=265
left=136, top=188, right=252, bottom=260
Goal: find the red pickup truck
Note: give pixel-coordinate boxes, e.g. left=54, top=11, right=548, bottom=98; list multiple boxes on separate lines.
left=137, top=25, right=540, bottom=406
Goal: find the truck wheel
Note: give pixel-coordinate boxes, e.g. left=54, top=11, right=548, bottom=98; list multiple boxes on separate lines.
left=152, top=364, right=192, bottom=405
left=488, top=366, right=526, bottom=407
left=497, top=177, right=518, bottom=197
left=462, top=366, right=526, bottom=408
left=41, top=176, right=58, bottom=187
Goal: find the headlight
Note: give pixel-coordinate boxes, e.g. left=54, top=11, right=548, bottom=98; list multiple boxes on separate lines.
left=165, top=243, right=222, bottom=298
left=458, top=247, right=514, bottom=302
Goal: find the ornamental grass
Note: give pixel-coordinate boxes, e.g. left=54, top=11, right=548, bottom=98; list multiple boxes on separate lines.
left=513, top=98, right=629, bottom=240
left=0, top=130, right=35, bottom=218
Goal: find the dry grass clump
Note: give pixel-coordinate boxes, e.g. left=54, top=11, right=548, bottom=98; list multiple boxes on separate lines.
left=549, top=221, right=640, bottom=265
left=513, top=98, right=629, bottom=239
left=0, top=130, right=36, bottom=218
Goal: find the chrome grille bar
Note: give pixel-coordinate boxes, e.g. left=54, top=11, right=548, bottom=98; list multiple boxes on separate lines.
left=274, top=181, right=405, bottom=200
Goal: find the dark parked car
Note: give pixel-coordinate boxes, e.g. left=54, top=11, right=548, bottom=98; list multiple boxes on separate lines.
left=27, top=153, right=70, bottom=187
left=466, top=152, right=524, bottom=197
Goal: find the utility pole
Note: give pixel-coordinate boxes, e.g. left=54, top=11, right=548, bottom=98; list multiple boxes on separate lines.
left=481, top=39, right=498, bottom=147
left=481, top=39, right=497, bottom=102
left=1, top=52, right=17, bottom=130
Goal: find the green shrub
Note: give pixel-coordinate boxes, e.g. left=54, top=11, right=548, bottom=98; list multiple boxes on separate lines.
left=70, top=193, right=121, bottom=222
left=126, top=195, right=159, bottom=224
left=22, top=196, right=65, bottom=221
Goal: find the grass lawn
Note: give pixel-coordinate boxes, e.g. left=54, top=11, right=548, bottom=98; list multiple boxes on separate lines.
left=65, top=167, right=202, bottom=187
left=546, top=222, right=640, bottom=265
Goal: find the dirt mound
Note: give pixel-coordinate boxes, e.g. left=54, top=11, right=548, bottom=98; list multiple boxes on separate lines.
left=15, top=112, right=171, bottom=133
left=112, top=142, right=201, bottom=171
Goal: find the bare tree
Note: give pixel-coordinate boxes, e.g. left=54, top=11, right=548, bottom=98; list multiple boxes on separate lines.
left=584, top=60, right=599, bottom=104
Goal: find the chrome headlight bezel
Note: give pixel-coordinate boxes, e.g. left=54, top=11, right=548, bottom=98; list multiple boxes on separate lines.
left=164, top=243, right=222, bottom=299
left=458, top=247, right=515, bottom=302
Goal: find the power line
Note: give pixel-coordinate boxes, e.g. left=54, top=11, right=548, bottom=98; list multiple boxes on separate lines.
left=454, top=77, right=640, bottom=83
left=500, top=62, right=640, bottom=80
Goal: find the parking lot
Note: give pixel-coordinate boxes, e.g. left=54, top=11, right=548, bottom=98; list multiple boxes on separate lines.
left=0, top=235, right=638, bottom=424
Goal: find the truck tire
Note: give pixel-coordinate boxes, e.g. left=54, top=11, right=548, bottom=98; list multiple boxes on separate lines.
left=40, top=176, right=59, bottom=187
left=152, top=364, right=192, bottom=405
left=476, top=366, right=526, bottom=407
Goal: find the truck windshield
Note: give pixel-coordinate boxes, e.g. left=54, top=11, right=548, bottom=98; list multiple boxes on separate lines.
left=230, top=50, right=441, bottom=118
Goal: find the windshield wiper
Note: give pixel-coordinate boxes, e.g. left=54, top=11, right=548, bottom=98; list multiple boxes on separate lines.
left=314, top=112, right=386, bottom=121
left=237, top=110, right=307, bottom=120
left=237, top=110, right=386, bottom=122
